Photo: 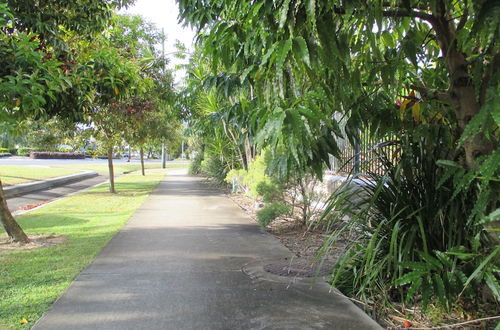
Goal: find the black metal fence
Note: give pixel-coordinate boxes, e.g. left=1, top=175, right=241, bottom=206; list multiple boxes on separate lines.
left=330, top=131, right=400, bottom=176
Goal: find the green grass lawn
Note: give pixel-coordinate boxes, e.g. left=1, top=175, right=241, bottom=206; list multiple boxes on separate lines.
left=0, top=169, right=166, bottom=329
left=0, top=166, right=83, bottom=186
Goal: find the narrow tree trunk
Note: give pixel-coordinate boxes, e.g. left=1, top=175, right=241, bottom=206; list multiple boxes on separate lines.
left=299, top=178, right=309, bottom=226
left=0, top=179, right=29, bottom=243
left=244, top=136, right=253, bottom=167
left=161, top=143, right=166, bottom=169
left=128, top=145, right=131, bottom=163
left=107, top=145, right=116, bottom=193
left=140, top=147, right=145, bottom=176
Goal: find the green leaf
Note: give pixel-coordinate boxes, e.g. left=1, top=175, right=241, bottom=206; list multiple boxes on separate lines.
left=462, top=247, right=500, bottom=294
left=433, top=273, right=447, bottom=309
left=484, top=272, right=500, bottom=301
left=405, top=277, right=422, bottom=303
left=292, top=37, right=311, bottom=67
left=422, top=277, right=431, bottom=312
left=260, top=42, right=277, bottom=68
left=436, top=160, right=462, bottom=169
left=279, top=0, right=292, bottom=29
left=275, top=39, right=292, bottom=73
left=479, top=208, right=500, bottom=225
left=306, top=0, right=316, bottom=28
left=240, top=65, right=254, bottom=83
left=394, top=270, right=425, bottom=286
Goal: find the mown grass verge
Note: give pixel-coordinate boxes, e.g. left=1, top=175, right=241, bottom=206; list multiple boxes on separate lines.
left=0, top=169, right=166, bottom=329
left=0, top=166, right=83, bottom=186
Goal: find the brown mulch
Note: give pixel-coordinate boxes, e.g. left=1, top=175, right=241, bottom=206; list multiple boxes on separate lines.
left=0, top=234, right=67, bottom=254
left=227, top=193, right=346, bottom=278
left=226, top=192, right=500, bottom=330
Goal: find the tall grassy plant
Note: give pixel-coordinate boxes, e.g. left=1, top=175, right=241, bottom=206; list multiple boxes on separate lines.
left=320, top=126, right=499, bottom=313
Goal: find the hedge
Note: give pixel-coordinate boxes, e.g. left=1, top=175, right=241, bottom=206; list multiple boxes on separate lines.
left=18, top=147, right=37, bottom=156
left=29, top=152, right=85, bottom=159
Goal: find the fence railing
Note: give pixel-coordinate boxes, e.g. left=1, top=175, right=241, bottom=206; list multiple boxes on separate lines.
left=330, top=131, right=400, bottom=176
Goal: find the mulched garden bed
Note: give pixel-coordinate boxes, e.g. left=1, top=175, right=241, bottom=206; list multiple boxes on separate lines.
left=226, top=191, right=500, bottom=330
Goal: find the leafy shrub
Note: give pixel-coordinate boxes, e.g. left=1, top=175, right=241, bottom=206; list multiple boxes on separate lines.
left=322, top=126, right=499, bottom=312
left=256, top=181, right=281, bottom=203
left=257, top=202, right=291, bottom=227
left=84, top=149, right=97, bottom=158
left=224, top=153, right=284, bottom=199
left=30, top=152, right=85, bottom=159
left=189, top=152, right=203, bottom=175
left=243, top=154, right=270, bottom=197
left=0, top=147, right=9, bottom=153
left=57, top=145, right=72, bottom=152
left=17, top=147, right=37, bottom=156
left=225, top=168, right=247, bottom=193
left=200, top=153, right=228, bottom=186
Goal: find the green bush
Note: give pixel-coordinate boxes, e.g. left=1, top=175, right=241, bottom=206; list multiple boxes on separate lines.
left=17, top=147, right=37, bottom=156
left=255, top=181, right=281, bottom=203
left=243, top=154, right=270, bottom=197
left=57, top=145, right=72, bottom=152
left=0, top=147, right=9, bottom=153
left=257, top=202, right=290, bottom=227
left=189, top=152, right=203, bottom=175
left=225, top=168, right=247, bottom=193
left=322, top=126, right=499, bottom=313
left=200, top=153, right=228, bottom=186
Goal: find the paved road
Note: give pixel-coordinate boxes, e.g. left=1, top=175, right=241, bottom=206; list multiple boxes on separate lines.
left=7, top=175, right=108, bottom=214
left=0, top=157, right=188, bottom=166
left=33, top=170, right=381, bottom=330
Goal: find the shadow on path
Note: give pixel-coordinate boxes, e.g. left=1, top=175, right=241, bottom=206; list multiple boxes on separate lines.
left=33, top=170, right=381, bottom=330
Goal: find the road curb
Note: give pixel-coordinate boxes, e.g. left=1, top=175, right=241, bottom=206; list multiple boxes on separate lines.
left=4, top=171, right=99, bottom=198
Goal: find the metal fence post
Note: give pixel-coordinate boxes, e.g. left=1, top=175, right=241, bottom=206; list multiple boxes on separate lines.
left=354, top=132, right=361, bottom=174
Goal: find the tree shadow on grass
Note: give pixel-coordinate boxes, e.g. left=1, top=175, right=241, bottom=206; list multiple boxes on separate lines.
left=15, top=214, right=89, bottom=230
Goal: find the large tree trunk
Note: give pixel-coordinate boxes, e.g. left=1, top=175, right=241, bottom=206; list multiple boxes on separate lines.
left=0, top=179, right=29, bottom=243
left=431, top=4, right=494, bottom=169
left=140, top=147, right=145, bottom=176
left=107, top=145, right=116, bottom=193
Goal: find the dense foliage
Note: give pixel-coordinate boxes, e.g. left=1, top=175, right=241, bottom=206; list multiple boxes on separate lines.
left=0, top=0, right=136, bottom=242
left=0, top=1, right=180, bottom=240
left=177, top=0, right=499, bottom=319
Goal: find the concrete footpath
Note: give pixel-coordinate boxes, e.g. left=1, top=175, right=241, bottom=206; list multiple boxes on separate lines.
left=33, top=170, right=381, bottom=330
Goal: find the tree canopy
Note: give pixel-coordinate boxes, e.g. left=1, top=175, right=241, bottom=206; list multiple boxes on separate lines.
left=178, top=0, right=498, bottom=173
left=177, top=0, right=499, bottom=318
